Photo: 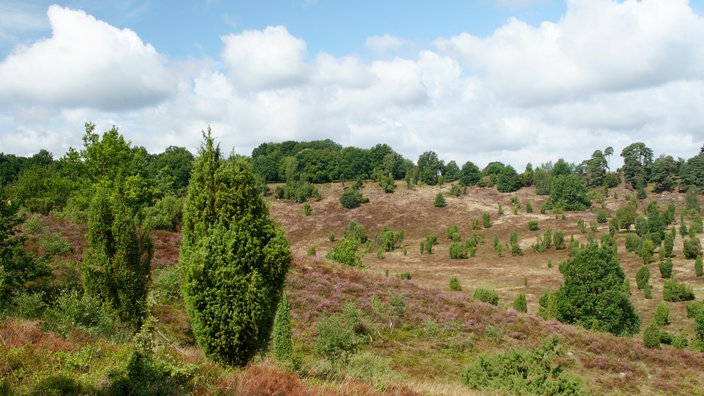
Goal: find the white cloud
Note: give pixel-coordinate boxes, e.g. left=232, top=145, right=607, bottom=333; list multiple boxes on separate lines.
left=221, top=26, right=309, bottom=91
left=365, top=34, right=406, bottom=55
left=2, top=0, right=704, bottom=173
left=0, top=5, right=174, bottom=111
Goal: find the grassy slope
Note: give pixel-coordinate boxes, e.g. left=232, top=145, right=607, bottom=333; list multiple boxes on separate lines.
left=2, top=181, right=704, bottom=395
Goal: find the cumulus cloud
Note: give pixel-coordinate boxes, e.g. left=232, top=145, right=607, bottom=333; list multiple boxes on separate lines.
left=221, top=26, right=309, bottom=91
left=435, top=0, right=704, bottom=106
left=0, top=5, right=174, bottom=111
left=2, top=0, right=704, bottom=171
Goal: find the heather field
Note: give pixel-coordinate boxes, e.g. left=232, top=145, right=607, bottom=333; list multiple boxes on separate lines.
left=3, top=181, right=704, bottom=395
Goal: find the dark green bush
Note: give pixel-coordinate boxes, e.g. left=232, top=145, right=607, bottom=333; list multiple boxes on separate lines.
left=463, top=336, right=583, bottom=395
left=397, top=272, right=411, bottom=280
left=449, top=277, right=462, bottom=291
left=596, top=209, right=608, bottom=224
left=434, top=192, right=447, bottom=208
left=659, top=259, right=673, bottom=279
left=654, top=302, right=669, bottom=326
left=643, top=322, right=661, bottom=349
left=663, top=279, right=695, bottom=302
left=473, top=288, right=499, bottom=305
left=684, top=237, right=702, bottom=259
left=513, top=293, right=527, bottom=313
left=449, top=242, right=468, bottom=259
left=528, top=220, right=539, bottom=231
left=635, top=266, right=650, bottom=290
left=696, top=255, right=703, bottom=277
left=340, top=190, right=363, bottom=209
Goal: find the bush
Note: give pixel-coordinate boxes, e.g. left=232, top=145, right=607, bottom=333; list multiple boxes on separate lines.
left=152, top=266, right=183, bottom=303
left=473, top=288, right=499, bottom=305
left=510, top=232, right=522, bottom=256
left=684, top=237, right=702, bottom=259
left=448, top=184, right=462, bottom=196
left=449, top=242, right=468, bottom=259
left=696, top=255, right=703, bottom=277
left=663, top=279, right=695, bottom=302
left=527, top=220, right=539, bottom=231
left=635, top=266, right=650, bottom=290
left=554, top=231, right=566, bottom=250
left=398, top=272, right=411, bottom=280
left=314, top=315, right=359, bottom=365
left=654, top=302, right=670, bottom=326
left=596, top=209, right=608, bottom=224
left=513, top=293, right=527, bottom=313
left=344, top=221, right=367, bottom=243
left=538, top=291, right=558, bottom=320
left=463, top=336, right=584, bottom=396
left=604, top=173, right=620, bottom=188
left=375, top=226, right=403, bottom=252
left=643, top=322, right=661, bottom=349
left=625, top=233, right=642, bottom=253
left=659, top=259, right=673, bottom=279
left=307, top=245, right=316, bottom=256
left=434, top=192, right=447, bottom=208
left=140, top=194, right=183, bottom=231
left=644, top=283, right=652, bottom=299
left=449, top=277, right=462, bottom=291
left=482, top=211, right=491, bottom=228
left=340, top=190, right=363, bottom=209
left=326, top=238, right=363, bottom=267
left=526, top=202, right=533, bottom=213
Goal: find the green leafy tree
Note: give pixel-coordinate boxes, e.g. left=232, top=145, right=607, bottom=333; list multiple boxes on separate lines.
left=585, top=150, right=607, bottom=187
left=83, top=189, right=152, bottom=328
left=556, top=244, right=640, bottom=336
left=443, top=160, right=461, bottom=182
left=547, top=175, right=591, bottom=211
left=459, top=161, right=481, bottom=186
left=552, top=158, right=572, bottom=177
left=650, top=155, right=678, bottom=193
left=683, top=152, right=704, bottom=193
left=497, top=165, right=521, bottom=193
left=620, top=142, right=653, bottom=190
left=180, top=131, right=291, bottom=366
left=272, top=291, right=293, bottom=364
left=417, top=151, right=444, bottom=185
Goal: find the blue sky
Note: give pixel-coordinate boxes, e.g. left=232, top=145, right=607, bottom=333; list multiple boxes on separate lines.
left=2, top=0, right=704, bottom=169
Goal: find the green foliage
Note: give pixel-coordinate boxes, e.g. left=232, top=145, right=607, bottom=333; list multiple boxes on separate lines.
left=473, top=288, right=499, bottom=305
left=0, top=194, right=50, bottom=299
left=662, top=232, right=674, bottom=259
left=108, top=347, right=194, bottom=396
left=643, top=322, right=661, bottom=349
left=538, top=292, right=558, bottom=320
left=449, top=277, right=462, bottom=291
left=273, top=292, right=293, bottom=364
left=496, top=165, right=521, bottom=193
left=448, top=183, right=462, bottom=196
left=625, top=233, right=642, bottom=254
left=446, top=223, right=460, bottom=241
left=526, top=202, right=533, bottom=213
left=83, top=189, right=152, bottom=328
left=620, top=142, right=653, bottom=190
left=46, top=289, right=124, bottom=338
left=596, top=209, right=608, bottom=224
left=682, top=237, right=702, bottom=260
left=397, top=272, right=412, bottom=280
left=546, top=174, right=591, bottom=211
left=449, top=242, right=468, bottom=259
left=463, top=336, right=584, bottom=396
left=643, top=283, right=652, bottom=299
left=303, top=202, right=312, bottom=216
left=482, top=211, right=491, bottom=228
left=658, top=258, right=673, bottom=279
left=654, top=302, right=670, bottom=326
left=696, top=255, right=703, bottom=277
left=180, top=131, right=291, bottom=367
left=553, top=231, right=565, bottom=250
left=672, top=330, right=688, bottom=349
left=556, top=244, right=640, bottom=336
left=327, top=237, right=363, bottom=267
left=460, top=161, right=481, bottom=186
left=424, top=235, right=438, bottom=254
left=686, top=185, right=700, bottom=211
left=152, top=266, right=183, bottom=303
left=641, top=238, right=654, bottom=264
left=663, top=279, right=695, bottom=302
left=528, top=220, right=539, bottom=231
left=510, top=232, right=522, bottom=256
left=340, top=189, right=366, bottom=209
left=513, top=293, right=527, bottom=313
left=374, top=226, right=403, bottom=252
left=418, top=151, right=444, bottom=185
left=140, top=194, right=183, bottom=231
left=604, top=173, right=620, bottom=188
left=433, top=192, right=447, bottom=208
left=379, top=172, right=396, bottom=193
left=635, top=266, right=650, bottom=290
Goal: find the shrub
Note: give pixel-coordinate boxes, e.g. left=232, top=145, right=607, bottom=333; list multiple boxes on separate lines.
left=635, top=266, right=650, bottom=290
left=554, top=231, right=565, bottom=250
left=425, top=235, right=438, bottom=254
left=448, top=184, right=462, bottom=196
left=328, top=232, right=335, bottom=242
left=513, top=293, right=527, bottom=313
left=596, top=209, right=608, bottom=224
left=659, top=258, right=673, bottom=279
left=672, top=331, right=688, bottom=349
left=446, top=223, right=460, bottom=241
left=340, top=190, right=363, bottom=209
left=314, top=315, right=359, bottom=365
left=307, top=245, right=316, bottom=256
left=180, top=133, right=291, bottom=367
left=327, top=238, right=363, bottom=267
left=510, top=232, right=522, bottom=256
left=662, top=232, right=674, bottom=258
left=344, top=221, right=367, bottom=243
left=538, top=291, right=558, bottom=320
left=625, top=234, right=642, bottom=253
left=303, top=203, right=312, bottom=216
left=473, top=288, right=499, bottom=305
left=684, top=237, right=702, bottom=259
left=463, top=336, right=583, bottom=395
left=449, top=242, right=468, bottom=259
left=696, top=255, right=703, bottom=277
left=654, top=302, right=670, bottom=326
left=528, top=220, right=539, bottom=231
left=434, top=192, right=447, bottom=208
left=449, top=277, right=462, bottom=291
left=153, top=266, right=183, bottom=303
left=272, top=292, right=293, bottom=364
left=526, top=202, right=533, bottom=213
left=482, top=211, right=492, bottom=228
left=643, top=322, right=661, bottom=349
left=397, top=272, right=411, bottom=281
left=141, top=194, right=183, bottom=231
left=663, top=279, right=695, bottom=302
left=375, top=226, right=403, bottom=252
left=643, top=283, right=652, bottom=299
left=379, top=173, right=396, bottom=193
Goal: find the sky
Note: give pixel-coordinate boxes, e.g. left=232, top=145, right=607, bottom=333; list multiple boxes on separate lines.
left=1, top=0, right=704, bottom=169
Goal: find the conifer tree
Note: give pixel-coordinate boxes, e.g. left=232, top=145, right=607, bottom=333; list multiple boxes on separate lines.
left=84, top=188, right=151, bottom=328
left=272, top=291, right=293, bottom=364
left=180, top=130, right=291, bottom=366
